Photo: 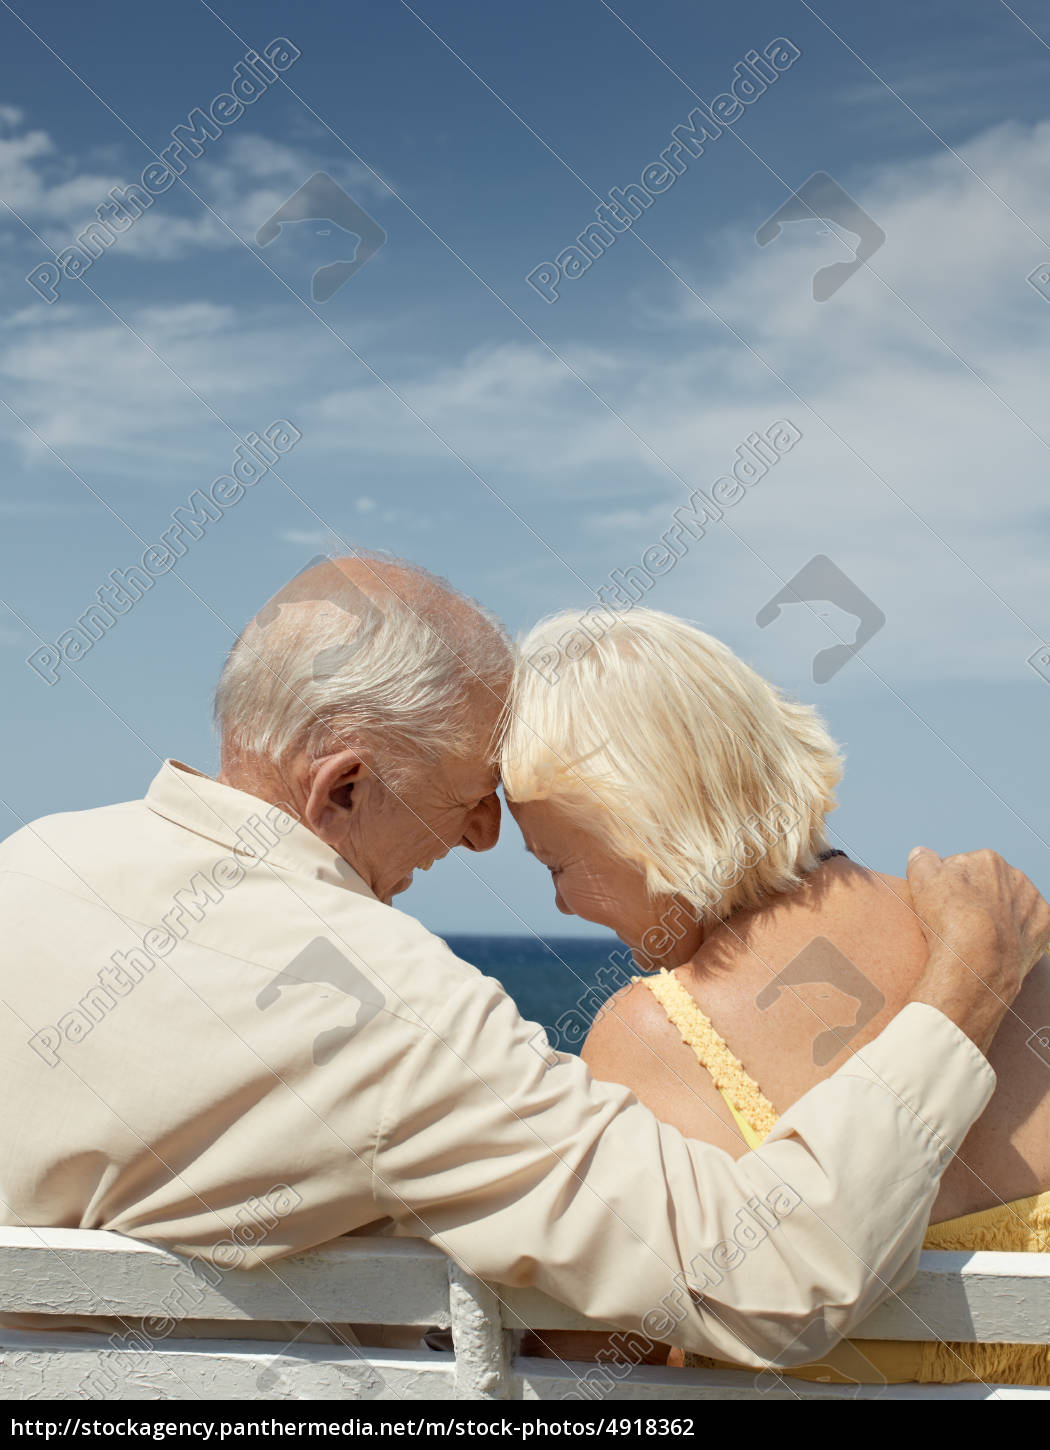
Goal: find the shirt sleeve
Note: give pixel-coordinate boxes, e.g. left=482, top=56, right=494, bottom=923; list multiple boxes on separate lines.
left=371, top=981, right=995, bottom=1368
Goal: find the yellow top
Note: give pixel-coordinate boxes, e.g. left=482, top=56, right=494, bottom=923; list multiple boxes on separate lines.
left=641, top=969, right=775, bottom=1149
left=636, top=969, right=1050, bottom=1386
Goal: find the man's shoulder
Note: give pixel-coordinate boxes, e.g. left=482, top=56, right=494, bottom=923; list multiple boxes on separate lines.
left=254, top=887, right=487, bottom=1027
left=0, top=798, right=143, bottom=877
left=0, top=793, right=495, bottom=1035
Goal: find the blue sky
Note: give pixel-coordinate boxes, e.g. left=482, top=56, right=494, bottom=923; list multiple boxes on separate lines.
left=1, top=0, right=1049, bottom=942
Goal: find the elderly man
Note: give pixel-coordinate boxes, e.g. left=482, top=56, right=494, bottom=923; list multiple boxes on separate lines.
left=1, top=552, right=1047, bottom=1373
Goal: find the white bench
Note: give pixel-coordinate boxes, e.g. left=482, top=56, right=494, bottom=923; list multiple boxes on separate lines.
left=1, top=1228, right=1048, bottom=1400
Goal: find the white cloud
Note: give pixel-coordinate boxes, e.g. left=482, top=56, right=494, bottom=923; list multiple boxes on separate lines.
left=0, top=110, right=385, bottom=263
left=296, top=120, right=1050, bottom=680
left=2, top=115, right=1047, bottom=681
left=0, top=298, right=385, bottom=471
left=309, top=340, right=639, bottom=481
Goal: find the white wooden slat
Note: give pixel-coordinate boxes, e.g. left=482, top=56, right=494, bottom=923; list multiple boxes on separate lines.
left=848, top=1251, right=1050, bottom=1345
left=497, top=1286, right=618, bottom=1334
left=2, top=1228, right=1049, bottom=1399
left=0, top=1230, right=451, bottom=1326
left=8, top=1230, right=1050, bottom=1344
left=0, top=1333, right=456, bottom=1400
left=4, top=1335, right=1049, bottom=1400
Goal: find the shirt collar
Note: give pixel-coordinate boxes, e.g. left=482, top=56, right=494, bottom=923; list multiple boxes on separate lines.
left=144, top=760, right=375, bottom=898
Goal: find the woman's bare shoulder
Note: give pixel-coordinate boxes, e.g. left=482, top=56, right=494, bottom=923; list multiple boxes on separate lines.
left=583, top=978, right=674, bottom=1068
left=582, top=976, right=748, bottom=1155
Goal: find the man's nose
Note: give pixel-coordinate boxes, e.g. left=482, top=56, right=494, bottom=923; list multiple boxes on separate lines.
left=460, top=793, right=501, bottom=852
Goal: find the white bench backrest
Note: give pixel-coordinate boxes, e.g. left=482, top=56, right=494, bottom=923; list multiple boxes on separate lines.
left=2, top=1229, right=1048, bottom=1400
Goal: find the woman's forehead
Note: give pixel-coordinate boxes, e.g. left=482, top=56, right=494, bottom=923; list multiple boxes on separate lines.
left=510, top=798, right=580, bottom=850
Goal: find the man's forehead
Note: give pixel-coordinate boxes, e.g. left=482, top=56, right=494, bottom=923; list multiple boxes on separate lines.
left=443, top=748, right=499, bottom=795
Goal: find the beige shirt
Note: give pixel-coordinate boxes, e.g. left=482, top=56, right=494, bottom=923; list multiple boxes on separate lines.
left=0, top=761, right=995, bottom=1366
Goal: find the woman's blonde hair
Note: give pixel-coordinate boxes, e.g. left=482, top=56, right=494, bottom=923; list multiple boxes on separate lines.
left=500, top=607, right=843, bottom=925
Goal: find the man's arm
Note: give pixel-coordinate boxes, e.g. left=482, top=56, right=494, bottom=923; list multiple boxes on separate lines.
left=373, top=851, right=1047, bottom=1368
left=373, top=974, right=987, bottom=1368
left=379, top=849, right=1050, bottom=1366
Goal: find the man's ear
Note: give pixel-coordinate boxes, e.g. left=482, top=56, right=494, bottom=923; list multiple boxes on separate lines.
left=303, top=749, right=366, bottom=845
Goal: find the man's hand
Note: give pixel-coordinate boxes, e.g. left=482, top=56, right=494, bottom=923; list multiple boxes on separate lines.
left=907, top=847, right=1050, bottom=1054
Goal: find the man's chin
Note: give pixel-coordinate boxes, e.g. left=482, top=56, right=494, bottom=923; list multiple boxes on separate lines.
left=382, top=858, right=448, bottom=904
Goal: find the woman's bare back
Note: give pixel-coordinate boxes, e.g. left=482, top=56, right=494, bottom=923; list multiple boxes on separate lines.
left=584, top=856, right=1050, bottom=1222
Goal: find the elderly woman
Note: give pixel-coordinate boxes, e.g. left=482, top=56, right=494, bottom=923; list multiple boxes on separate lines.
left=500, top=606, right=1050, bottom=1386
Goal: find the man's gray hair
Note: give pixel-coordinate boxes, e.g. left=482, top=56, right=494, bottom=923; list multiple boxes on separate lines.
left=214, top=552, right=512, bottom=767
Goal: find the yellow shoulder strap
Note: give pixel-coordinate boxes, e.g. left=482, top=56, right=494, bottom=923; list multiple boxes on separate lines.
left=636, top=970, right=778, bottom=1149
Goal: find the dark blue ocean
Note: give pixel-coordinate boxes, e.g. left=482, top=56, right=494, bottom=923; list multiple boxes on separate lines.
left=444, top=934, right=625, bottom=1053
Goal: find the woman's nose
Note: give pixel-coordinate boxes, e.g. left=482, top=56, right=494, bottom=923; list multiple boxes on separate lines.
left=460, top=793, right=501, bottom=852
